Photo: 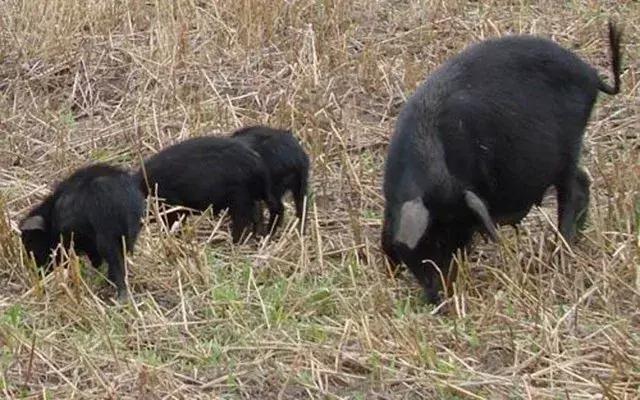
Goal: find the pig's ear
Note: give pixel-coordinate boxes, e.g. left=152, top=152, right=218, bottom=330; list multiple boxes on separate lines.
left=395, top=198, right=429, bottom=250
left=464, top=190, right=498, bottom=241
left=19, top=215, right=46, bottom=232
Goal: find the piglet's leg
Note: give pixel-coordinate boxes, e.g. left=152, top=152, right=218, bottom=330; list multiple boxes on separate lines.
left=230, top=190, right=255, bottom=244
left=97, top=235, right=128, bottom=302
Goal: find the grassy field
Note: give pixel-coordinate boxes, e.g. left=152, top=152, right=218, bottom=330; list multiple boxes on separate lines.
left=1, top=1, right=639, bottom=398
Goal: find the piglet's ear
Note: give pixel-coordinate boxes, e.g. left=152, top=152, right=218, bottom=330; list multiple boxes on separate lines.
left=19, top=215, right=46, bottom=232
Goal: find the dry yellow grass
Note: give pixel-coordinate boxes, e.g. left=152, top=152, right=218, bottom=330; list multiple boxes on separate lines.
left=1, top=1, right=639, bottom=399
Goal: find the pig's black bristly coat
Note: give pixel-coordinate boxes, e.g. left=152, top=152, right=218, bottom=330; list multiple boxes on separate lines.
left=20, top=163, right=145, bottom=300
left=382, top=22, right=622, bottom=303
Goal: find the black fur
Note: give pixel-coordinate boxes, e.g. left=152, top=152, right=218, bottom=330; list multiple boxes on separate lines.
left=382, top=22, right=622, bottom=304
left=136, top=135, right=282, bottom=243
left=231, top=125, right=310, bottom=233
left=19, top=164, right=145, bottom=300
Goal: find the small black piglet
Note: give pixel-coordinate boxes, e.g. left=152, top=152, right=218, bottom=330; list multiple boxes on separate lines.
left=19, top=164, right=145, bottom=301
left=136, top=135, right=282, bottom=243
left=231, top=125, right=309, bottom=233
